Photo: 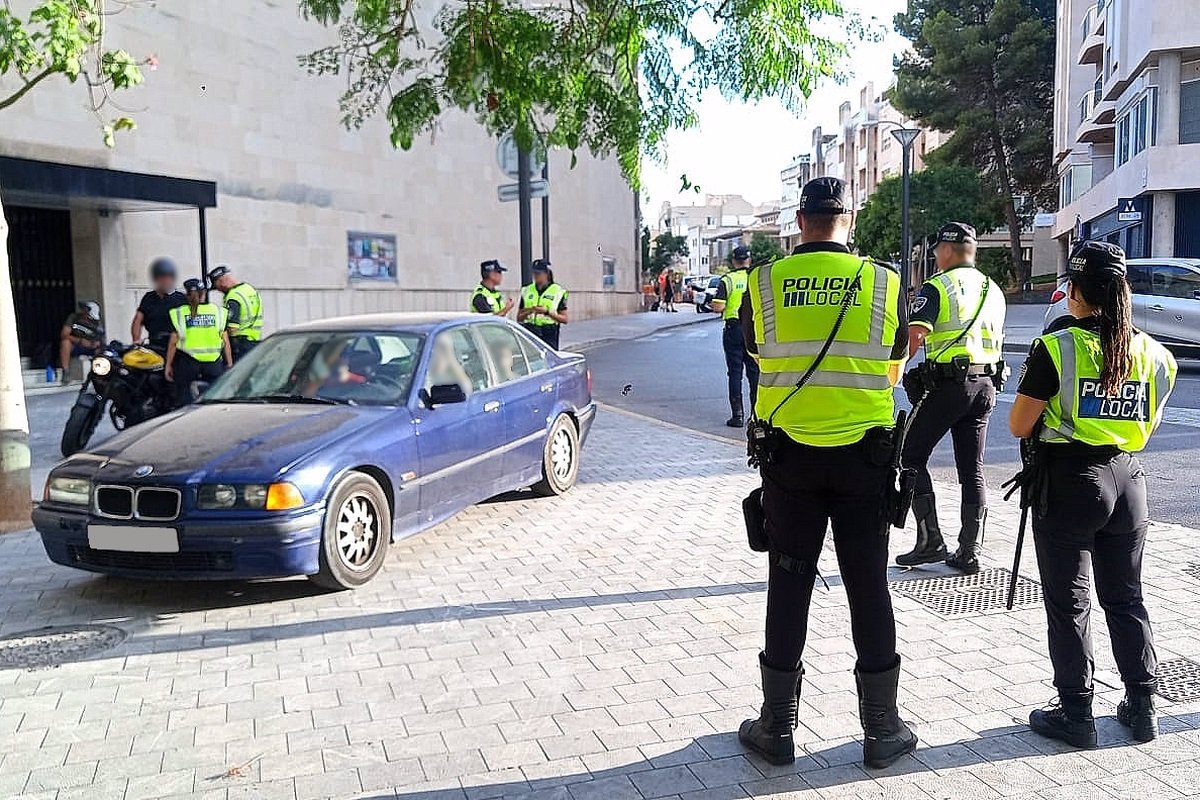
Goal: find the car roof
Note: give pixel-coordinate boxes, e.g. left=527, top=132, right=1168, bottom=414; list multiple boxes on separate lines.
left=1127, top=258, right=1200, bottom=268
left=285, top=312, right=479, bottom=334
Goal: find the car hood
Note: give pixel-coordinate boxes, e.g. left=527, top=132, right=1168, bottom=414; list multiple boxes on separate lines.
left=83, top=402, right=393, bottom=482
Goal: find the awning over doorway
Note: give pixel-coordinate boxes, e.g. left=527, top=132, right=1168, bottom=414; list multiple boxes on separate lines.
left=0, top=155, right=216, bottom=211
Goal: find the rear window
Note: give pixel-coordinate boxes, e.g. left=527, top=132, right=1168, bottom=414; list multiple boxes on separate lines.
left=708, top=276, right=721, bottom=288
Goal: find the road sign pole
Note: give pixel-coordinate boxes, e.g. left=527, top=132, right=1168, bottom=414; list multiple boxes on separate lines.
left=517, top=146, right=534, bottom=287
left=541, top=160, right=550, bottom=263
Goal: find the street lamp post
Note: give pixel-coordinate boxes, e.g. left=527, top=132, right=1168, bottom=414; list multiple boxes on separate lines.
left=889, top=127, right=922, bottom=292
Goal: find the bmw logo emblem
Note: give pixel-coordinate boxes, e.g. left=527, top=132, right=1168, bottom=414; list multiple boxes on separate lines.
left=132, top=465, right=154, bottom=478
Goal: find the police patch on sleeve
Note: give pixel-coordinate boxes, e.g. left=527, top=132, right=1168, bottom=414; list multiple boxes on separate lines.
left=1077, top=379, right=1150, bottom=421
left=911, top=296, right=928, bottom=314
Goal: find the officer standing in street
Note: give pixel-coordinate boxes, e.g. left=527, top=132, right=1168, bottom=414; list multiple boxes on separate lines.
left=166, top=278, right=233, bottom=407
left=472, top=260, right=515, bottom=316
left=130, top=257, right=186, bottom=350
left=207, top=264, right=263, bottom=362
left=896, top=223, right=1007, bottom=573
left=1010, top=241, right=1176, bottom=749
left=710, top=245, right=760, bottom=428
left=518, top=259, right=568, bottom=349
left=737, top=177, right=916, bottom=769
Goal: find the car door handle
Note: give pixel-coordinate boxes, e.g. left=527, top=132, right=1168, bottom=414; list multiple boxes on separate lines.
left=1149, top=304, right=1165, bottom=312
left=540, top=382, right=554, bottom=393
left=483, top=401, right=501, bottom=413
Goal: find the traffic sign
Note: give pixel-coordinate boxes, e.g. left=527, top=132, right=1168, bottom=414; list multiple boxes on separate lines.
left=498, top=180, right=549, bottom=203
left=496, top=133, right=545, bottom=179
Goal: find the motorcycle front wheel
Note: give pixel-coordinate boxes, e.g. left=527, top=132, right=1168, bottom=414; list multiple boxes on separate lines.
left=61, top=395, right=105, bottom=457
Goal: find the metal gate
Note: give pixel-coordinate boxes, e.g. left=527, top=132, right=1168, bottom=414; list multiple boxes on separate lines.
left=4, top=205, right=75, bottom=362
left=1176, top=192, right=1200, bottom=258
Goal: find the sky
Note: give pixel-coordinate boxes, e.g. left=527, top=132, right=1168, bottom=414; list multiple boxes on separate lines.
left=641, top=0, right=910, bottom=214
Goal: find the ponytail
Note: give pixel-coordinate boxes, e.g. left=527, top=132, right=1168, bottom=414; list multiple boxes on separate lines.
left=1078, top=275, right=1133, bottom=396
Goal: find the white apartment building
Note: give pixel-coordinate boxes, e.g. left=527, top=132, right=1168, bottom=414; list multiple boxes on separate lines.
left=657, top=195, right=757, bottom=274
left=1, top=1, right=639, bottom=362
left=1054, top=0, right=1200, bottom=258
left=779, top=155, right=814, bottom=251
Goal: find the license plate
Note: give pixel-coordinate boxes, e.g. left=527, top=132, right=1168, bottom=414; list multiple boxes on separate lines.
left=87, top=525, right=179, bottom=553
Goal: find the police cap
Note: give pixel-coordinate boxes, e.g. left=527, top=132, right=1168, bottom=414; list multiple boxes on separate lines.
left=480, top=259, right=507, bottom=278
left=207, top=264, right=232, bottom=283
left=731, top=245, right=751, bottom=262
left=1067, top=240, right=1126, bottom=283
left=183, top=278, right=205, bottom=293
left=531, top=259, right=551, bottom=273
left=936, top=222, right=977, bottom=245
left=799, top=177, right=850, bottom=215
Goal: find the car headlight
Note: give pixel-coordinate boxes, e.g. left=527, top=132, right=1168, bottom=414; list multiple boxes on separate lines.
left=242, top=484, right=268, bottom=508
left=91, top=357, right=112, bottom=377
left=197, top=484, right=238, bottom=509
left=46, top=476, right=90, bottom=505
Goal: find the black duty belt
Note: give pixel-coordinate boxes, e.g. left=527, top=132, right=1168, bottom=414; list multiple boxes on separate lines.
left=924, top=361, right=998, bottom=379
left=724, top=318, right=741, bottom=328
left=1043, top=441, right=1125, bottom=461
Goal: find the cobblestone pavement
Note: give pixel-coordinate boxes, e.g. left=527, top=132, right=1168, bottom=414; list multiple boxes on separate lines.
left=2, top=408, right=1200, bottom=799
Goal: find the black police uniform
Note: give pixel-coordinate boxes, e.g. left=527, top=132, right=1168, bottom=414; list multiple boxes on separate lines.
left=1020, top=241, right=1176, bottom=749
left=736, top=178, right=916, bottom=770
left=897, top=223, right=1005, bottom=574
left=136, top=289, right=187, bottom=349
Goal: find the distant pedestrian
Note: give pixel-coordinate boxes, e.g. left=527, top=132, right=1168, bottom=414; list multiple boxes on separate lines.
left=518, top=259, right=568, bottom=349
left=472, top=260, right=515, bottom=316
left=662, top=272, right=677, bottom=312
left=709, top=245, right=759, bottom=427
left=207, top=264, right=263, bottom=362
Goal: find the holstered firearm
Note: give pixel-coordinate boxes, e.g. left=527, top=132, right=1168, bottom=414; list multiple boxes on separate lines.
left=881, top=410, right=918, bottom=535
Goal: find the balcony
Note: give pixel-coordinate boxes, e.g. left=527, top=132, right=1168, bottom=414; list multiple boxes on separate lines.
left=1077, top=116, right=1115, bottom=145
left=1077, top=3, right=1105, bottom=65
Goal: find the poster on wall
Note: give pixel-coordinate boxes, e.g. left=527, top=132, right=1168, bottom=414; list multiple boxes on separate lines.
left=347, top=231, right=397, bottom=282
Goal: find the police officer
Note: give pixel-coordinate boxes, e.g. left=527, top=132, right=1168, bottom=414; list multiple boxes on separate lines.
left=710, top=245, right=760, bottom=427
left=207, top=264, right=263, bottom=362
left=737, top=177, right=916, bottom=769
left=130, top=257, right=186, bottom=349
left=518, top=259, right=568, bottom=348
left=1011, top=241, right=1176, bottom=748
left=896, top=223, right=1007, bottom=573
left=472, top=260, right=515, bottom=316
left=166, top=278, right=233, bottom=407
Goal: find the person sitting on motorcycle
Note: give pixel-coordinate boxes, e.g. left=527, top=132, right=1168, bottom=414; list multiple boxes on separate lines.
left=59, top=301, right=104, bottom=385
left=131, top=257, right=186, bottom=351
left=165, top=279, right=233, bottom=408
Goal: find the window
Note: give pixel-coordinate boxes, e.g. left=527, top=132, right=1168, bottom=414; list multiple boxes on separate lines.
left=1117, top=114, right=1132, bottom=166
left=602, top=256, right=616, bottom=289
left=1151, top=265, right=1200, bottom=299
left=517, top=332, right=547, bottom=372
left=478, top=324, right=531, bottom=384
left=1182, top=80, right=1200, bottom=145
left=1127, top=264, right=1152, bottom=294
left=1060, top=170, right=1073, bottom=208
left=427, top=327, right=490, bottom=394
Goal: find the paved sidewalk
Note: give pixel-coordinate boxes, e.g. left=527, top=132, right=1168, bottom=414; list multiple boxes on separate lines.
left=561, top=310, right=719, bottom=351
left=2, top=408, right=1200, bottom=799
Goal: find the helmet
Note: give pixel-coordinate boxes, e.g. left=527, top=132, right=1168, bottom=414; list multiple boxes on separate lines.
left=78, top=300, right=101, bottom=319
left=207, top=264, right=232, bottom=283
left=149, top=257, right=178, bottom=279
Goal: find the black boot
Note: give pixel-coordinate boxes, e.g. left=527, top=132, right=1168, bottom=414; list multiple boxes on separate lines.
left=738, top=654, right=803, bottom=765
left=1117, top=689, right=1158, bottom=742
left=945, top=504, right=985, bottom=574
left=726, top=393, right=745, bottom=428
left=856, top=658, right=917, bottom=769
left=896, top=494, right=947, bottom=567
left=1028, top=694, right=1098, bottom=749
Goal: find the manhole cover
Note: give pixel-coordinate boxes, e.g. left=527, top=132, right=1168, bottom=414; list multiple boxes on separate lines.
left=891, top=567, right=1042, bottom=616
left=1157, top=658, right=1200, bottom=702
left=0, top=625, right=126, bottom=670
left=1184, top=563, right=1200, bottom=582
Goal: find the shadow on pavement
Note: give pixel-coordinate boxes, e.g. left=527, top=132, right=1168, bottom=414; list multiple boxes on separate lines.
left=351, top=715, right=1200, bottom=799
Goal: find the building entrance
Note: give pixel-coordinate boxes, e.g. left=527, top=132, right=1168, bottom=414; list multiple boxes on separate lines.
left=4, top=205, right=75, bottom=363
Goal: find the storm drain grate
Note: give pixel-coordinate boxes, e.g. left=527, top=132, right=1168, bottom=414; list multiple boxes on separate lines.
left=0, top=624, right=127, bottom=670
left=891, top=567, right=1042, bottom=617
left=1183, top=563, right=1200, bottom=582
left=1157, top=658, right=1200, bottom=702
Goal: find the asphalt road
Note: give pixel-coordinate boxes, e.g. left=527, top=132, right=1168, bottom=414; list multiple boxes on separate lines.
left=587, top=310, right=1200, bottom=529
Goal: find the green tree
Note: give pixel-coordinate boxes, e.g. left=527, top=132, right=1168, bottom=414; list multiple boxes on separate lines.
left=854, top=165, right=1004, bottom=261
left=640, top=225, right=652, bottom=275
left=648, top=232, right=688, bottom=277
left=297, top=0, right=858, bottom=186
left=748, top=231, right=785, bottom=267
left=892, top=0, right=1055, bottom=285
left=0, top=1, right=146, bottom=531
left=975, top=247, right=1014, bottom=289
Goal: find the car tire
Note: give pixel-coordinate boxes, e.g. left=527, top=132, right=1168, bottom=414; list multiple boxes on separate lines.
left=310, top=472, right=391, bottom=590
left=531, top=415, right=580, bottom=497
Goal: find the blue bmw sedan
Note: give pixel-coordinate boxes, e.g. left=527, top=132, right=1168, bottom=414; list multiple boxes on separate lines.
left=33, top=313, right=595, bottom=589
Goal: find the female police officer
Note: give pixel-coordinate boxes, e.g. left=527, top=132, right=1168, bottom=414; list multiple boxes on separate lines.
left=1010, top=241, right=1176, bottom=748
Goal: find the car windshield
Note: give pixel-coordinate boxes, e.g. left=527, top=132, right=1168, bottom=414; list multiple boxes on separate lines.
left=202, top=331, right=423, bottom=406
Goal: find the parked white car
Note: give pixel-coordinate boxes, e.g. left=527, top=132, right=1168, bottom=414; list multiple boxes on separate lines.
left=1044, top=257, right=1200, bottom=355
left=694, top=275, right=723, bottom=313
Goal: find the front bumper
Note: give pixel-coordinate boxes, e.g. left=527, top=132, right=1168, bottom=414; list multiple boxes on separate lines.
left=32, top=504, right=324, bottom=580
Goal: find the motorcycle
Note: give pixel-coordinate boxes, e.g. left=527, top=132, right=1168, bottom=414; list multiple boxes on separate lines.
left=60, top=341, right=175, bottom=456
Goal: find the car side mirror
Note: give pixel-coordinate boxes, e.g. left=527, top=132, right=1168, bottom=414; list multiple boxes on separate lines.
left=422, top=384, right=467, bottom=407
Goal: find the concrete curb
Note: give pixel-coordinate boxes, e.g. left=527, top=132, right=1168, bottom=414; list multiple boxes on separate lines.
left=564, top=313, right=721, bottom=352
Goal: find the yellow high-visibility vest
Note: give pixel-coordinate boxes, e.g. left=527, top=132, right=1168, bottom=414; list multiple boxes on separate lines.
left=721, top=269, right=750, bottom=321
left=472, top=284, right=503, bottom=313
left=169, top=303, right=226, bottom=363
left=918, top=267, right=1006, bottom=363
left=520, top=283, right=567, bottom=325
left=224, top=282, right=263, bottom=342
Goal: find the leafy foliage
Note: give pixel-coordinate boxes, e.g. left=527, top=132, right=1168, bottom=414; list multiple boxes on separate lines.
left=298, top=0, right=858, bottom=186
left=975, top=246, right=1015, bottom=289
left=0, top=0, right=146, bottom=142
left=648, top=232, right=689, bottom=277
left=891, top=0, right=1055, bottom=282
left=854, top=165, right=1004, bottom=261
left=748, top=231, right=785, bottom=267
